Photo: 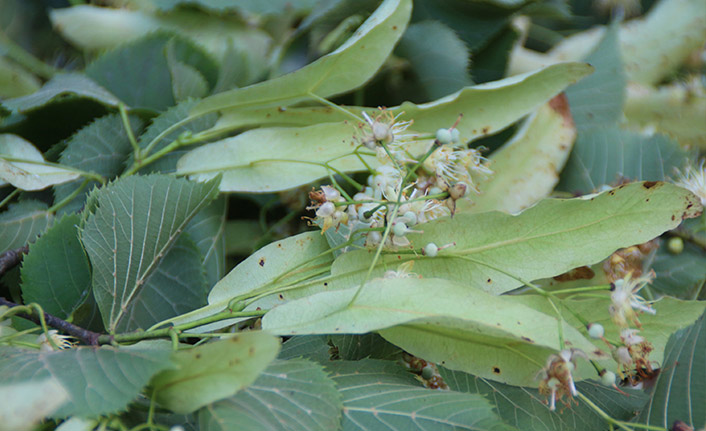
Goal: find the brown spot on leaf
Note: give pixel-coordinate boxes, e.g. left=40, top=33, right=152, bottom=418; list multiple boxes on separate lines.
left=548, top=93, right=575, bottom=128
left=492, top=367, right=501, bottom=374
left=259, top=258, right=265, bottom=267
left=392, top=25, right=398, bottom=30
left=195, top=354, right=201, bottom=359
left=481, top=127, right=490, bottom=134
left=642, top=181, right=659, bottom=189
left=521, top=336, right=534, bottom=343
left=249, top=346, right=255, bottom=355
left=487, top=278, right=492, bottom=283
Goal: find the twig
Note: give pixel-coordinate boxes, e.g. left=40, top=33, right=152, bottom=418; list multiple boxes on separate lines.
left=0, top=245, right=29, bottom=278
left=0, top=297, right=101, bottom=345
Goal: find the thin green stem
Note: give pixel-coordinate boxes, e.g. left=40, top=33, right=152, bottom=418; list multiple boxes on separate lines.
left=0, top=30, right=58, bottom=79
left=101, top=309, right=266, bottom=344
left=119, top=103, right=141, bottom=157
left=0, top=189, right=19, bottom=210
left=307, top=92, right=364, bottom=123
left=550, top=285, right=611, bottom=295
left=168, top=328, right=179, bottom=350
left=48, top=179, right=90, bottom=213
left=29, top=303, right=61, bottom=350
left=577, top=393, right=667, bottom=431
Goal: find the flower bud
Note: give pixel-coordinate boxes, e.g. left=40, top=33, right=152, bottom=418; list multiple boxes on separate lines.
left=435, top=128, right=453, bottom=144
left=587, top=323, right=605, bottom=339
left=668, top=237, right=684, bottom=254
left=601, top=370, right=616, bottom=387
left=424, top=243, right=439, bottom=257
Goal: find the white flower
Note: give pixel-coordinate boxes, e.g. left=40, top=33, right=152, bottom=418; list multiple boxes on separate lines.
left=620, top=328, right=645, bottom=346
left=423, top=146, right=492, bottom=190
left=609, top=271, right=656, bottom=328
left=384, top=261, right=418, bottom=279
left=36, top=330, right=75, bottom=351
left=537, top=349, right=587, bottom=411
left=675, top=160, right=706, bottom=206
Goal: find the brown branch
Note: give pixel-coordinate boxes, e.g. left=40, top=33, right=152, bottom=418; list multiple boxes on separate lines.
left=0, top=297, right=101, bottom=346
left=0, top=245, right=29, bottom=278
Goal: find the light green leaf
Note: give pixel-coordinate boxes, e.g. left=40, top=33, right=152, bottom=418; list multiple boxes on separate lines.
left=440, top=367, right=647, bottom=431
left=262, top=278, right=600, bottom=386
left=330, top=181, right=701, bottom=296
left=199, top=358, right=342, bottom=431
left=565, top=21, right=624, bottom=131
left=508, top=0, right=706, bottom=86
left=80, top=174, right=220, bottom=332
left=54, top=113, right=144, bottom=214
left=326, top=359, right=510, bottom=431
left=21, top=214, right=90, bottom=319
left=462, top=95, right=576, bottom=214
left=151, top=332, right=280, bottom=414
left=503, top=295, right=706, bottom=368
left=118, top=233, right=208, bottom=331
left=0, top=134, right=80, bottom=191
left=0, top=56, right=40, bottom=99
left=50, top=6, right=270, bottom=84
left=177, top=122, right=373, bottom=192
left=0, top=378, right=68, bottom=431
left=0, top=73, right=122, bottom=113
left=395, top=20, right=473, bottom=100
left=168, top=231, right=331, bottom=332
left=133, top=99, right=218, bottom=174
left=185, top=196, right=227, bottom=289
left=191, top=0, right=412, bottom=115
left=211, top=63, right=592, bottom=144
left=0, top=201, right=52, bottom=252
left=54, top=417, right=98, bottom=431
left=638, top=309, right=706, bottom=428
left=278, top=336, right=331, bottom=362
left=0, top=343, right=173, bottom=418
left=559, top=129, right=687, bottom=194
left=624, top=81, right=706, bottom=148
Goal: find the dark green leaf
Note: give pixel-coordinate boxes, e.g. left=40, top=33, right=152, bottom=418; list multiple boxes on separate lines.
left=395, top=21, right=472, bottom=100
left=80, top=174, right=220, bottom=332
left=326, top=359, right=510, bottom=431
left=650, top=240, right=706, bottom=299
left=471, top=25, right=518, bottom=83
left=440, top=367, right=646, bottom=431
left=329, top=334, right=402, bottom=361
left=184, top=196, right=226, bottom=289
left=0, top=201, right=52, bottom=252
left=279, top=336, right=332, bottom=362
left=0, top=73, right=122, bottom=114
left=85, top=33, right=217, bottom=112
left=566, top=21, right=624, bottom=131
left=638, top=310, right=706, bottom=429
left=54, top=113, right=144, bottom=214
left=133, top=99, right=218, bottom=174
left=118, top=233, right=208, bottom=331
left=199, top=359, right=343, bottom=431
left=151, top=0, right=318, bottom=15
left=559, top=129, right=687, bottom=194
left=0, top=342, right=173, bottom=418
left=20, top=214, right=90, bottom=319
left=166, top=40, right=209, bottom=102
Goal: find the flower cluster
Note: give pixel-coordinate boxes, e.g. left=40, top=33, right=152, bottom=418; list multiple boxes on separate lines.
left=537, top=349, right=588, bottom=411
left=307, top=108, right=493, bottom=252
left=36, top=329, right=76, bottom=351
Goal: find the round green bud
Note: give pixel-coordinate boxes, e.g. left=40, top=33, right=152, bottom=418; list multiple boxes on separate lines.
left=392, top=222, right=408, bottom=237
left=421, top=366, right=435, bottom=380
left=435, top=128, right=453, bottom=144
left=668, top=237, right=684, bottom=254
left=587, top=323, right=605, bottom=339
left=601, top=371, right=616, bottom=387
left=450, top=128, right=460, bottom=143
left=403, top=211, right=417, bottom=226
left=424, top=243, right=439, bottom=257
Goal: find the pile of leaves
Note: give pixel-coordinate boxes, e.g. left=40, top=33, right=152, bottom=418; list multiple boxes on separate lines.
left=0, top=0, right=704, bottom=430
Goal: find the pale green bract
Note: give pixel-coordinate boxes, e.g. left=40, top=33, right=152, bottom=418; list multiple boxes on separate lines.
left=190, top=0, right=412, bottom=115
left=327, top=181, right=701, bottom=295
left=0, top=134, right=80, bottom=191
left=262, top=277, right=601, bottom=386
